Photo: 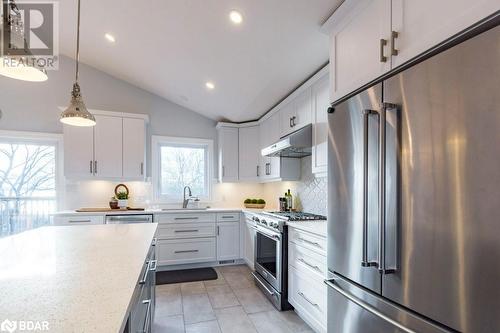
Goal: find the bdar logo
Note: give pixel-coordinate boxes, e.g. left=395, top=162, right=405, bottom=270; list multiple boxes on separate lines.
left=0, top=319, right=17, bottom=333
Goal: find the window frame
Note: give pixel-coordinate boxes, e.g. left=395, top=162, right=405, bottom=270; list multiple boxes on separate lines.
left=152, top=135, right=213, bottom=203
left=0, top=130, right=64, bottom=210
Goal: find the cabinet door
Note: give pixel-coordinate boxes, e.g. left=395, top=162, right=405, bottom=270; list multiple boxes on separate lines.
left=329, top=0, right=391, bottom=102
left=218, top=127, right=239, bottom=182
left=63, top=124, right=94, bottom=178
left=243, top=219, right=256, bottom=268
left=238, top=126, right=260, bottom=181
left=312, top=74, right=330, bottom=175
left=391, top=0, right=499, bottom=67
left=94, top=115, right=123, bottom=178
left=293, top=88, right=312, bottom=131
left=123, top=117, right=145, bottom=179
left=280, top=102, right=296, bottom=137
left=217, top=222, right=240, bottom=261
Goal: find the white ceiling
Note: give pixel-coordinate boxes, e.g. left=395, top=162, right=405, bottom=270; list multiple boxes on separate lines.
left=58, top=0, right=339, bottom=122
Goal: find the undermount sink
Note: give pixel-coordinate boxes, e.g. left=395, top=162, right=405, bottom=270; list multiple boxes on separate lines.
left=161, top=208, right=208, bottom=211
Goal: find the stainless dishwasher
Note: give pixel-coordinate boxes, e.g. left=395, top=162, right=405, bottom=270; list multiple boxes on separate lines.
left=105, top=214, right=154, bottom=224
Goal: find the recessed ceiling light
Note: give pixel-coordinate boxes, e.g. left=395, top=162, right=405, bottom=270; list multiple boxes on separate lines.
left=104, top=33, right=116, bottom=43
left=229, top=10, right=243, bottom=24
left=205, top=81, right=215, bottom=90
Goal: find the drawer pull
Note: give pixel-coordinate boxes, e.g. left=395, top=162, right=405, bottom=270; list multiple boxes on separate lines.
left=221, top=215, right=235, bottom=219
left=174, top=250, right=199, bottom=254
left=298, top=291, right=319, bottom=307
left=298, top=237, right=322, bottom=248
left=149, top=259, right=157, bottom=272
left=69, top=219, right=92, bottom=223
left=139, top=260, right=151, bottom=285
left=152, top=238, right=157, bottom=246
left=174, top=217, right=199, bottom=220
left=298, top=258, right=321, bottom=272
left=142, top=299, right=152, bottom=333
left=174, top=229, right=199, bottom=233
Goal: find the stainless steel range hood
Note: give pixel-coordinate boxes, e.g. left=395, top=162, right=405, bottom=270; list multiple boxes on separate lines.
left=261, top=124, right=312, bottom=158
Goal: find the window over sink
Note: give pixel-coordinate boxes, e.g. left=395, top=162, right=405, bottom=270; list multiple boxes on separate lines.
left=152, top=136, right=213, bottom=202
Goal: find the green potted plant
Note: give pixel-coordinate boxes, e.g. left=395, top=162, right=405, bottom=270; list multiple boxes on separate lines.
left=244, top=198, right=266, bottom=209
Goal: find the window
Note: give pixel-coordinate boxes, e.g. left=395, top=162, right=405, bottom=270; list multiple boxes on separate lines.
left=0, top=131, right=62, bottom=237
left=152, top=136, right=213, bottom=202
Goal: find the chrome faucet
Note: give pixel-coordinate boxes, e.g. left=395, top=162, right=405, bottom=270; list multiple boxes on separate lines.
left=183, top=186, right=192, bottom=208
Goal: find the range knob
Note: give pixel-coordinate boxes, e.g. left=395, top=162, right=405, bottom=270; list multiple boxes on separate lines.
left=261, top=219, right=267, bottom=226
left=252, top=216, right=260, bottom=222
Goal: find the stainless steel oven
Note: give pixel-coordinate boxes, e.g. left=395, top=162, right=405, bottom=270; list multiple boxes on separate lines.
left=254, top=224, right=282, bottom=292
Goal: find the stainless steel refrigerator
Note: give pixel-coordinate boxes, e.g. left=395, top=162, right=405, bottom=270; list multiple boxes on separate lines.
left=326, top=22, right=500, bottom=333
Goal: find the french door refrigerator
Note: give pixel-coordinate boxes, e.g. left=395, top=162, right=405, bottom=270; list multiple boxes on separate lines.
left=326, top=23, right=500, bottom=333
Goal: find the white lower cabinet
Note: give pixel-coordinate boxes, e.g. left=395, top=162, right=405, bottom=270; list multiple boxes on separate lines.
left=288, top=227, right=328, bottom=333
left=157, top=237, right=216, bottom=266
left=53, top=215, right=104, bottom=226
left=216, top=221, right=240, bottom=261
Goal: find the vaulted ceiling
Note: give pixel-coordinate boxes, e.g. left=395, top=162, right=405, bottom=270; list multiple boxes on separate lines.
left=58, top=0, right=340, bottom=122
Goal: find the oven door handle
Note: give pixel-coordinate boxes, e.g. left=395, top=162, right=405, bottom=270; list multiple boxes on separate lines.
left=253, top=225, right=281, bottom=240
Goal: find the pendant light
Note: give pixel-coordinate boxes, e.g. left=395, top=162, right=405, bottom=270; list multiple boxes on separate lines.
left=0, top=0, right=48, bottom=82
left=60, top=0, right=95, bottom=127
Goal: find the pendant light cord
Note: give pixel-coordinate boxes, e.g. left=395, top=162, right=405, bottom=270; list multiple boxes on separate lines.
left=75, top=0, right=81, bottom=82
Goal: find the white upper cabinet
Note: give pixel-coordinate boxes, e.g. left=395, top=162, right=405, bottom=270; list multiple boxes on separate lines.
left=63, top=125, right=94, bottom=179
left=324, top=0, right=498, bottom=103
left=391, top=0, right=499, bottom=67
left=238, top=125, right=260, bottom=181
left=63, top=112, right=147, bottom=180
left=123, top=117, right=146, bottom=179
left=280, top=88, right=312, bottom=137
left=327, top=0, right=391, bottom=102
left=311, top=73, right=330, bottom=175
left=93, top=115, right=123, bottom=179
left=218, top=126, right=239, bottom=182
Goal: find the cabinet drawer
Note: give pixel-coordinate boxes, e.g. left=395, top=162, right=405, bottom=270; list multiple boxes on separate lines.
left=157, top=237, right=216, bottom=266
left=156, top=213, right=216, bottom=224
left=288, top=265, right=327, bottom=333
left=289, top=228, right=327, bottom=256
left=289, top=242, right=327, bottom=280
left=157, top=223, right=215, bottom=240
left=216, top=212, right=240, bottom=222
left=53, top=215, right=104, bottom=226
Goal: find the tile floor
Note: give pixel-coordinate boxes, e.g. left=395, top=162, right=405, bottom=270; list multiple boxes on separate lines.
left=153, top=265, right=314, bottom=333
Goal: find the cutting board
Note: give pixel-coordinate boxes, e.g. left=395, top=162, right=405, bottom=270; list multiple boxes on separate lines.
left=76, top=207, right=145, bottom=212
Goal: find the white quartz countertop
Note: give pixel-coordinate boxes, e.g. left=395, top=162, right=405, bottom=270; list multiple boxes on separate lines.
left=0, top=223, right=158, bottom=333
left=287, top=220, right=327, bottom=237
left=53, top=207, right=262, bottom=216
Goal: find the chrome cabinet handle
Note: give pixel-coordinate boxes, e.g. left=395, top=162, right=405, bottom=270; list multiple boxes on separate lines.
left=362, top=110, right=379, bottom=268
left=142, top=299, right=152, bottom=333
left=256, top=165, right=260, bottom=177
left=174, top=250, right=199, bottom=254
left=217, top=226, right=220, bottom=236
left=174, top=217, right=199, bottom=220
left=139, top=260, right=151, bottom=285
left=89, top=160, right=93, bottom=174
left=391, top=31, right=399, bottom=56
left=289, top=117, right=293, bottom=128
left=298, top=258, right=321, bottom=272
left=149, top=259, right=157, bottom=272
left=379, top=39, right=388, bottom=63
left=152, top=238, right=157, bottom=246
left=297, top=237, right=321, bottom=248
left=292, top=116, right=297, bottom=127
left=69, top=219, right=91, bottom=223
left=221, top=215, right=235, bottom=219
left=174, top=229, right=199, bottom=233
left=298, top=292, right=319, bottom=307
left=140, top=162, right=144, bottom=176
left=94, top=160, right=97, bottom=174
left=222, top=166, right=225, bottom=177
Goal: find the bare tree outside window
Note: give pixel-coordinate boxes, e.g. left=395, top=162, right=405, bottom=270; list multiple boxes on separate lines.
left=160, top=145, right=207, bottom=199
left=0, top=142, right=57, bottom=237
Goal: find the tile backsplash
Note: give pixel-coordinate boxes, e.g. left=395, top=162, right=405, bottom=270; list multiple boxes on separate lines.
left=295, top=156, right=327, bottom=216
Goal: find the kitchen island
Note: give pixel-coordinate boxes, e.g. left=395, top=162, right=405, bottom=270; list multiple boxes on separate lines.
left=0, top=223, right=158, bottom=333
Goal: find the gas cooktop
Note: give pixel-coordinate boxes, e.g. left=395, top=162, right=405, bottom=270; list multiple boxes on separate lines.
left=263, top=211, right=327, bottom=221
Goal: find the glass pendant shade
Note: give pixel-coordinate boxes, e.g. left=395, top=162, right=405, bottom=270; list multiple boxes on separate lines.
left=60, top=82, right=96, bottom=127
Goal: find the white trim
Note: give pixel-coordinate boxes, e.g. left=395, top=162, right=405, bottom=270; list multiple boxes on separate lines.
left=57, top=107, right=150, bottom=123
left=215, top=121, right=259, bottom=129
left=151, top=135, right=214, bottom=203
left=0, top=130, right=65, bottom=211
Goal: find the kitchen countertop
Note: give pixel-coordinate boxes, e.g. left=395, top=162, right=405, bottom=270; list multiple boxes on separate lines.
left=0, top=223, right=158, bottom=333
left=53, top=207, right=263, bottom=216
left=287, top=220, right=327, bottom=237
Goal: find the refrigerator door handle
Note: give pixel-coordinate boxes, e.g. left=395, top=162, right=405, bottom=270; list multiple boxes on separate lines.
left=325, top=278, right=416, bottom=333
left=362, top=110, right=379, bottom=268
left=379, top=103, right=398, bottom=274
